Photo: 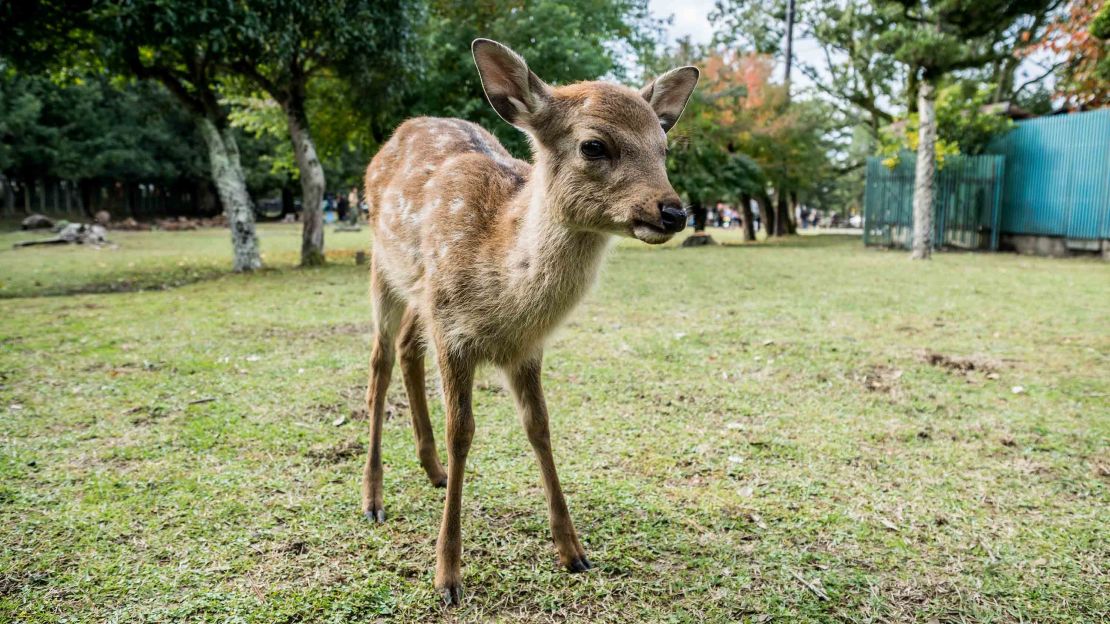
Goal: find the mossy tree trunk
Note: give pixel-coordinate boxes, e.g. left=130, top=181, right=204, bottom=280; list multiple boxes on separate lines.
left=285, top=94, right=326, bottom=267
left=197, top=117, right=262, bottom=272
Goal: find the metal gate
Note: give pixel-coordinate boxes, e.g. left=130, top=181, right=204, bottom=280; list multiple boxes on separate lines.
left=863, top=153, right=1005, bottom=250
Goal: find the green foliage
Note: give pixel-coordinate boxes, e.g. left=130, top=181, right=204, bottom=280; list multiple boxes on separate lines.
left=801, top=0, right=901, bottom=132
left=409, top=0, right=662, bottom=158
left=1093, top=2, right=1110, bottom=40
left=935, top=84, right=1015, bottom=155
left=667, top=87, right=766, bottom=204
left=226, top=73, right=388, bottom=191
left=875, top=0, right=1053, bottom=78
left=879, top=82, right=1014, bottom=167
left=0, top=65, right=207, bottom=183
left=709, top=0, right=786, bottom=54
left=228, top=0, right=418, bottom=185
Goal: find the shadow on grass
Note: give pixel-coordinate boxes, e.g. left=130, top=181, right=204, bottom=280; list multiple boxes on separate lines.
left=0, top=266, right=235, bottom=299
left=0, top=261, right=365, bottom=300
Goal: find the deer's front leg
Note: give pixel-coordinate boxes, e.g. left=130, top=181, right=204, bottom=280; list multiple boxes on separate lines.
left=506, top=354, right=591, bottom=572
left=434, top=347, right=475, bottom=606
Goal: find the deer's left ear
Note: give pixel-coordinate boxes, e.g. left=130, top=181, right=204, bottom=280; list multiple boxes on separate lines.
left=640, top=67, right=700, bottom=133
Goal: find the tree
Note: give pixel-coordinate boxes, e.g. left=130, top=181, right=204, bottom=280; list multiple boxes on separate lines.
left=0, top=65, right=211, bottom=217
left=1026, top=0, right=1109, bottom=108
left=1, top=0, right=263, bottom=271
left=875, top=0, right=1053, bottom=259
left=799, top=0, right=903, bottom=136
left=410, top=0, right=662, bottom=159
left=229, top=0, right=415, bottom=266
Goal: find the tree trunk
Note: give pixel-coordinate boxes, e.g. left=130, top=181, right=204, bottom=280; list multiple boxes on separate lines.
left=285, top=101, right=326, bottom=267
left=740, top=193, right=756, bottom=241
left=79, top=179, right=94, bottom=218
left=126, top=181, right=138, bottom=219
left=281, top=184, right=296, bottom=218
left=907, top=69, right=919, bottom=114
left=1, top=175, right=13, bottom=216
left=197, top=116, right=262, bottom=272
left=789, top=191, right=801, bottom=232
left=758, top=191, right=775, bottom=237
left=912, top=80, right=936, bottom=260
left=784, top=0, right=795, bottom=90
left=774, top=190, right=796, bottom=236
left=993, top=55, right=1020, bottom=103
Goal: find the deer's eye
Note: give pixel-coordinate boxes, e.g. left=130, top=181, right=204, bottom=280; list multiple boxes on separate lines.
left=580, top=140, right=609, bottom=160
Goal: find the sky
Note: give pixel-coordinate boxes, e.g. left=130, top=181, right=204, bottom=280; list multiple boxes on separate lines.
left=646, top=0, right=1052, bottom=109
left=647, top=0, right=827, bottom=89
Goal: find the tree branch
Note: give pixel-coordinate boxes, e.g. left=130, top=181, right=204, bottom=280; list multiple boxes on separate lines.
left=122, top=46, right=205, bottom=117
left=231, top=61, right=282, bottom=101
left=1013, top=61, right=1066, bottom=95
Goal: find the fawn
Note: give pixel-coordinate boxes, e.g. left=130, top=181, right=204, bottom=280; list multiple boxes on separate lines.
left=361, top=38, right=698, bottom=605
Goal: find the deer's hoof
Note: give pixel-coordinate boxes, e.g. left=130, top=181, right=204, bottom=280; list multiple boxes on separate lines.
left=437, top=583, right=463, bottom=606
left=432, top=476, right=448, bottom=488
left=363, top=507, right=386, bottom=524
left=566, top=556, right=592, bottom=573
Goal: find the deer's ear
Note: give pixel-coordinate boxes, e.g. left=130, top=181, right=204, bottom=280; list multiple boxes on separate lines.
left=472, top=39, right=551, bottom=128
left=640, top=66, right=700, bottom=133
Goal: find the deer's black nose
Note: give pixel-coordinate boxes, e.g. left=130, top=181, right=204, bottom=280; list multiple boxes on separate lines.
left=659, top=202, right=687, bottom=233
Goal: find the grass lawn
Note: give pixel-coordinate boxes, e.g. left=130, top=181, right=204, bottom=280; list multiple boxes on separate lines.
left=1, top=224, right=1107, bottom=622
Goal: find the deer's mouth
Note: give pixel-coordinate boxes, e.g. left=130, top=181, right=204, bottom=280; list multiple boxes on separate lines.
left=631, top=220, right=674, bottom=244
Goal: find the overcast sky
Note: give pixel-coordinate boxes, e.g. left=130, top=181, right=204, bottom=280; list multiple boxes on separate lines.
left=647, top=0, right=825, bottom=89
left=646, top=0, right=1051, bottom=107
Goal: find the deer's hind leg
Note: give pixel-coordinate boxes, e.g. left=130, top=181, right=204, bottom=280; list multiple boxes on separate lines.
left=396, top=307, right=447, bottom=487
left=361, top=261, right=403, bottom=523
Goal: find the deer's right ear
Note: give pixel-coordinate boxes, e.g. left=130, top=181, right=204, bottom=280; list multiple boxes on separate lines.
left=472, top=39, right=551, bottom=128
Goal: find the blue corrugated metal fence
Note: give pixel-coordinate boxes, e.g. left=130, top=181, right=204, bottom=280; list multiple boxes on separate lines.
left=988, top=109, right=1110, bottom=241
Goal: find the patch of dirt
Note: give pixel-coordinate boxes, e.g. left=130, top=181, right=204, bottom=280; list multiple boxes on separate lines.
left=305, top=439, right=363, bottom=465
left=918, top=349, right=1000, bottom=375
left=475, top=379, right=505, bottom=394
left=277, top=540, right=308, bottom=556
left=261, top=323, right=372, bottom=340
left=857, top=365, right=903, bottom=393
left=126, top=404, right=169, bottom=425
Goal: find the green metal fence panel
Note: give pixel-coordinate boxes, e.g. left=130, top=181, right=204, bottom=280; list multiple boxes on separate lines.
left=988, top=109, right=1110, bottom=241
left=863, top=153, right=1005, bottom=250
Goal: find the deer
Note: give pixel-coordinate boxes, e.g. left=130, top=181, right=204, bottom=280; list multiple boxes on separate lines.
left=360, top=38, right=699, bottom=605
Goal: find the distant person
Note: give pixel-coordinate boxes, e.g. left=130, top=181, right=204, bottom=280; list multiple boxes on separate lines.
left=347, top=187, right=360, bottom=223
left=337, top=192, right=350, bottom=222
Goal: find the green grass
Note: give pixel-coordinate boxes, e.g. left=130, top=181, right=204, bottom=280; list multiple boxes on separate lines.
left=0, top=223, right=371, bottom=298
left=1, top=224, right=1107, bottom=622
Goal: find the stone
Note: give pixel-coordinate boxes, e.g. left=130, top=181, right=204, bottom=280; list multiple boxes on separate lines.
left=20, top=214, right=54, bottom=230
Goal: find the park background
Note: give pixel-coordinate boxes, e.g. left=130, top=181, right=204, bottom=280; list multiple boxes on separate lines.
left=1, top=1, right=1108, bottom=622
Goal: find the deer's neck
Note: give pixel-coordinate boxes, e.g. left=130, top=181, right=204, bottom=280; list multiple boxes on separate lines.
left=502, top=167, right=610, bottom=311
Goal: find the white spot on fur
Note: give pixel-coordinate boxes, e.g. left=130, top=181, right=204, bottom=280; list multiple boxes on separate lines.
left=449, top=198, right=465, bottom=214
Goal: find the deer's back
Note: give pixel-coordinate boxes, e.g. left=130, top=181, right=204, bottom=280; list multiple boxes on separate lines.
left=364, top=117, right=530, bottom=306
